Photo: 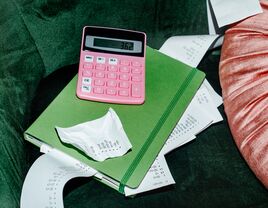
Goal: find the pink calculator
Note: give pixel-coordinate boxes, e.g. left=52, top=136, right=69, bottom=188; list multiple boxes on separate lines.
left=76, top=26, right=146, bottom=104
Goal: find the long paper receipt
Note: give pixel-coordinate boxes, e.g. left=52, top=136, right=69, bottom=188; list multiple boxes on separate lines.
left=20, top=149, right=97, bottom=208
left=56, top=108, right=132, bottom=162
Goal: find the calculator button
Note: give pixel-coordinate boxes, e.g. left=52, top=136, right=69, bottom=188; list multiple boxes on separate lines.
left=108, top=65, right=118, bottom=72
left=132, top=75, right=142, bottom=82
left=83, top=63, right=93, bottom=69
left=106, top=88, right=117, bottom=95
left=109, top=58, right=118, bottom=65
left=81, top=85, right=91, bottom=93
left=96, top=57, right=105, bottom=64
left=119, top=66, right=130, bottom=73
left=107, top=80, right=117, bottom=87
left=95, top=64, right=106, bottom=70
left=107, top=72, right=117, bottom=79
left=132, top=61, right=142, bottom=67
left=93, top=87, right=104, bottom=94
left=119, top=89, right=129, bottom=96
left=119, top=81, right=129, bottom=88
left=120, top=60, right=130, bottom=66
left=95, top=71, right=105, bottom=78
left=82, top=77, right=92, bottom=85
left=119, top=74, right=129, bottom=81
left=131, top=84, right=141, bottom=98
left=94, top=79, right=105, bottom=86
left=132, top=68, right=141, bottom=74
left=82, top=70, right=93, bottom=77
left=85, top=55, right=94, bottom=62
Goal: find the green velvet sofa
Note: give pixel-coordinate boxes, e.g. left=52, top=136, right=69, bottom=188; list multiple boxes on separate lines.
left=0, top=0, right=267, bottom=207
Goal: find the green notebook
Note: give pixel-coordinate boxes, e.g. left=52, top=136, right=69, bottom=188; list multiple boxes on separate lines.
left=24, top=47, right=205, bottom=193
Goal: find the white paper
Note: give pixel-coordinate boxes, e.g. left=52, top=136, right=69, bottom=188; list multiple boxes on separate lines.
left=124, top=155, right=175, bottom=196
left=210, top=35, right=224, bottom=49
left=159, top=35, right=219, bottom=68
left=56, top=108, right=132, bottom=162
left=201, top=79, right=222, bottom=107
left=210, top=0, right=262, bottom=28
left=192, top=87, right=223, bottom=124
left=20, top=149, right=97, bottom=208
left=206, top=0, right=225, bottom=49
left=207, top=0, right=217, bottom=34
left=160, top=98, right=213, bottom=155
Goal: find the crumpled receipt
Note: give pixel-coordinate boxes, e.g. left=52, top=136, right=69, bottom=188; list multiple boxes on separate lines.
left=55, top=108, right=132, bottom=162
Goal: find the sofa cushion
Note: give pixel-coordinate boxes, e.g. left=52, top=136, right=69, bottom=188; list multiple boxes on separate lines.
left=219, top=0, right=268, bottom=188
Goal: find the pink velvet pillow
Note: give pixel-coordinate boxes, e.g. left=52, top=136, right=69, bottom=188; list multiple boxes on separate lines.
left=219, top=0, right=268, bottom=188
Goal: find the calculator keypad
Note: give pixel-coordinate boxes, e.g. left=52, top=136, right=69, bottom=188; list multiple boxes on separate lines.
left=77, top=52, right=145, bottom=104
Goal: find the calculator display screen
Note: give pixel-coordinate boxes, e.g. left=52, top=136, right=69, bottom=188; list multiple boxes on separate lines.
left=93, top=38, right=134, bottom=51
left=85, top=36, right=142, bottom=54
left=83, top=27, right=145, bottom=57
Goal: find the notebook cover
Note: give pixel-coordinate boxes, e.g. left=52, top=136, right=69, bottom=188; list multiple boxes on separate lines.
left=24, top=47, right=205, bottom=191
